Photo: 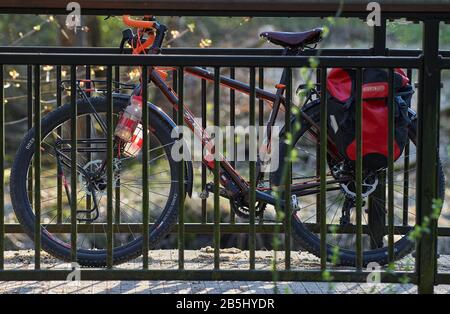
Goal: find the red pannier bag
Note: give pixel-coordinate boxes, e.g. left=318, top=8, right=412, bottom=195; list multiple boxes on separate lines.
left=326, top=68, right=414, bottom=170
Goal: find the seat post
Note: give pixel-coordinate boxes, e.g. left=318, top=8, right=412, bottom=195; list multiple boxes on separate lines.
left=256, top=47, right=293, bottom=183
left=264, top=47, right=291, bottom=151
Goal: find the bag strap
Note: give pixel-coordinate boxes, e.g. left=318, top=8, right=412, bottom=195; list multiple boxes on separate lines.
left=343, top=95, right=354, bottom=110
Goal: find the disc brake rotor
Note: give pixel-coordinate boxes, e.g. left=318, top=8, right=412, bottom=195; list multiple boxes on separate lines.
left=340, top=175, right=379, bottom=199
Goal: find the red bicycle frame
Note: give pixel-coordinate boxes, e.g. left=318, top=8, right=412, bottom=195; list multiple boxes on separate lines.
left=122, top=15, right=344, bottom=206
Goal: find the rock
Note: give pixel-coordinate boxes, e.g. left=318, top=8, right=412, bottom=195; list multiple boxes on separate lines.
left=200, top=246, right=242, bottom=254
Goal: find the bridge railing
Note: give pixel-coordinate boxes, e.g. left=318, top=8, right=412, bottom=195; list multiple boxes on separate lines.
left=0, top=11, right=447, bottom=294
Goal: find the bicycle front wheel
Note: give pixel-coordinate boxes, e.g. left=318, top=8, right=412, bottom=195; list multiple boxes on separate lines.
left=10, top=96, right=181, bottom=267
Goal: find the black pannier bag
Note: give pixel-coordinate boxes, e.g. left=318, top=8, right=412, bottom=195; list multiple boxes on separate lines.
left=326, top=68, right=414, bottom=170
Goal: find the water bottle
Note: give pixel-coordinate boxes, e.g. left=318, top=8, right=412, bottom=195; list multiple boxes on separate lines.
left=114, top=95, right=142, bottom=141
left=123, top=123, right=144, bottom=157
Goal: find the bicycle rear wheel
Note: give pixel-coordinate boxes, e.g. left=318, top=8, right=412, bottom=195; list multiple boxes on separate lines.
left=271, top=101, right=445, bottom=266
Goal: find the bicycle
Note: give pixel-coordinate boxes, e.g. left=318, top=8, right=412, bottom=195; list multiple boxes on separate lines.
left=10, top=15, right=445, bottom=267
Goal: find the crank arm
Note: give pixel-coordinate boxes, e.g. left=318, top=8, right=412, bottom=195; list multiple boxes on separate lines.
left=204, top=182, right=231, bottom=199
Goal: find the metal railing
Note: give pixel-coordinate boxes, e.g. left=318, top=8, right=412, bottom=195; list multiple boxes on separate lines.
left=0, top=16, right=448, bottom=294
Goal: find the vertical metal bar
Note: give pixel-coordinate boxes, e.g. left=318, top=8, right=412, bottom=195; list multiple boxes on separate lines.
left=368, top=172, right=386, bottom=249
left=403, top=69, right=412, bottom=226
left=85, top=65, right=91, bottom=91
left=172, top=69, right=178, bottom=120
left=368, top=13, right=387, bottom=249
left=56, top=66, right=63, bottom=224
left=0, top=65, right=4, bottom=270
left=114, top=65, right=121, bottom=224
left=319, top=68, right=328, bottom=270
left=258, top=67, right=264, bottom=224
left=201, top=67, right=208, bottom=224
left=34, top=65, right=41, bottom=269
left=142, top=66, right=149, bottom=269
left=172, top=67, right=185, bottom=269
left=316, top=68, right=321, bottom=226
left=114, top=184, right=121, bottom=224
left=84, top=65, right=92, bottom=222
left=229, top=68, right=236, bottom=224
left=114, top=66, right=120, bottom=92
left=70, top=65, right=77, bottom=265
left=249, top=67, right=256, bottom=270
left=178, top=67, right=185, bottom=270
left=27, top=65, right=33, bottom=207
left=106, top=66, right=113, bottom=268
left=417, top=19, right=440, bottom=294
left=258, top=67, right=264, bottom=127
left=284, top=67, right=292, bottom=270
left=355, top=68, right=363, bottom=270
left=402, top=140, right=410, bottom=227
left=387, top=68, right=395, bottom=262
left=373, top=16, right=387, bottom=55
left=213, top=67, right=221, bottom=270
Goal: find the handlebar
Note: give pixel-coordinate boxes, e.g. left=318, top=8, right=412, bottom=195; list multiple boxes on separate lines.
left=119, top=16, right=171, bottom=81
left=121, top=15, right=168, bottom=55
left=122, top=15, right=156, bottom=29
left=122, top=15, right=157, bottom=54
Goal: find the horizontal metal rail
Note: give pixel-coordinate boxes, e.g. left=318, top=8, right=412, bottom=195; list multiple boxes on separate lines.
left=0, top=269, right=417, bottom=283
left=1, top=1, right=450, bottom=19
left=3, top=223, right=450, bottom=236
left=0, top=47, right=448, bottom=57
left=0, top=53, right=422, bottom=68
left=438, top=56, right=450, bottom=69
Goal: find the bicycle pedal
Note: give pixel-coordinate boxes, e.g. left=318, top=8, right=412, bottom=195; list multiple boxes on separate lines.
left=199, top=189, right=209, bottom=200
left=201, top=182, right=233, bottom=199
left=199, top=182, right=214, bottom=199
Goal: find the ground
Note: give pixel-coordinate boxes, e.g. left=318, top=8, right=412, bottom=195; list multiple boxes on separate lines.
left=1, top=249, right=449, bottom=294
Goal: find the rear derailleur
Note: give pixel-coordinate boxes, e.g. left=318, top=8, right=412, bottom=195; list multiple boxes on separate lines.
left=332, top=163, right=379, bottom=226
